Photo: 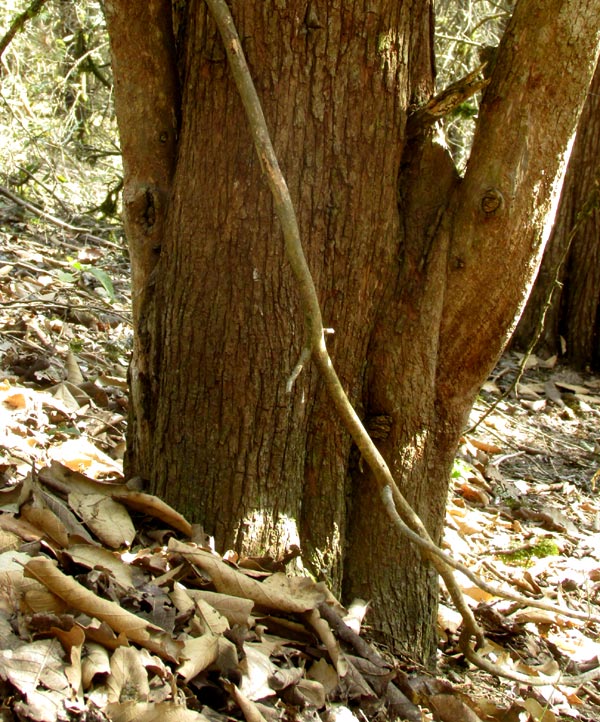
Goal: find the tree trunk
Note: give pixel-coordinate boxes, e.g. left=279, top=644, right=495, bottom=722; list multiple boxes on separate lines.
left=513, top=59, right=600, bottom=370
left=105, top=0, right=600, bottom=664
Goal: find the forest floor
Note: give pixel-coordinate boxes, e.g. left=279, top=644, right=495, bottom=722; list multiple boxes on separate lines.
left=1, top=202, right=600, bottom=722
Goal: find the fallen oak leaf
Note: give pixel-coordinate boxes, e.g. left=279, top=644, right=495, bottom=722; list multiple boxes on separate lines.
left=0, top=638, right=72, bottom=722
left=106, top=646, right=150, bottom=703
left=24, top=557, right=183, bottom=662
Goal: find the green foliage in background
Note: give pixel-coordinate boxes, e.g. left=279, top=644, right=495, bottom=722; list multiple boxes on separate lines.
left=0, top=0, right=121, bottom=221
left=434, top=0, right=514, bottom=171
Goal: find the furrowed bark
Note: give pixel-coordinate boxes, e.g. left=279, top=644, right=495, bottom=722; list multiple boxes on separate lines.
left=104, top=0, right=179, bottom=476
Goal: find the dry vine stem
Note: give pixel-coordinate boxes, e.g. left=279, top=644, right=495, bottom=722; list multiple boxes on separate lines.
left=204, top=0, right=600, bottom=686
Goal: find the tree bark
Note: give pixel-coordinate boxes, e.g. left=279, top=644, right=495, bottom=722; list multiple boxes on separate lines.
left=513, top=59, right=600, bottom=370
left=105, top=0, right=600, bottom=664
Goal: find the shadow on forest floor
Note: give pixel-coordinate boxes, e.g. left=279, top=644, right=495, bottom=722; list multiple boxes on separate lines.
left=1, top=205, right=600, bottom=722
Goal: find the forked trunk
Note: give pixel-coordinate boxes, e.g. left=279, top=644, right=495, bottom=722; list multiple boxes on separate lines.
left=105, top=0, right=600, bottom=663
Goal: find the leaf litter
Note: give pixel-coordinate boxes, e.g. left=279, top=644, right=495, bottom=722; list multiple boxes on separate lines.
left=2, top=212, right=600, bottom=721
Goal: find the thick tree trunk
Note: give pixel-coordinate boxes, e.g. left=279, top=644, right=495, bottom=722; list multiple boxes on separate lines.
left=121, top=0, right=425, bottom=568
left=513, top=60, right=600, bottom=370
left=106, top=0, right=600, bottom=664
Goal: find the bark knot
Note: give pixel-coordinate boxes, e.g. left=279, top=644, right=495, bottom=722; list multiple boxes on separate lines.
left=480, top=188, right=504, bottom=215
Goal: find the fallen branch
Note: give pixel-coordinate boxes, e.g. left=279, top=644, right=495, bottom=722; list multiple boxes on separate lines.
left=0, top=184, right=123, bottom=249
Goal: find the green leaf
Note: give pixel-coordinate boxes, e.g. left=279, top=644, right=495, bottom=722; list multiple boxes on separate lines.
left=56, top=271, right=76, bottom=283
left=88, top=267, right=116, bottom=302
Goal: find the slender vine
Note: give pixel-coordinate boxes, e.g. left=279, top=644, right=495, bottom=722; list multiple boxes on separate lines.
left=203, top=0, right=600, bottom=686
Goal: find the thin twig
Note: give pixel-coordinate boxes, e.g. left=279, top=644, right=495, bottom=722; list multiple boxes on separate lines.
left=0, top=184, right=124, bottom=249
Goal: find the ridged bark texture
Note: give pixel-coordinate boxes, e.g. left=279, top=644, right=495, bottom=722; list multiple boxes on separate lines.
left=105, top=0, right=600, bottom=664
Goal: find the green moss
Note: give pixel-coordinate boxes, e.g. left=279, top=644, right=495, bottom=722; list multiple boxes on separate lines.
left=500, top=538, right=560, bottom=566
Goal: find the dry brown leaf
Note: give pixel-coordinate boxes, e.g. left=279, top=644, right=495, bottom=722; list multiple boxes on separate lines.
left=224, top=680, right=269, bottom=722
left=39, top=461, right=129, bottom=498
left=307, top=658, right=339, bottom=696
left=53, top=625, right=85, bottom=701
left=106, top=646, right=150, bottom=703
left=169, top=540, right=326, bottom=613
left=49, top=381, right=84, bottom=411
left=105, top=701, right=212, bottom=722
left=69, top=492, right=135, bottom=548
left=0, top=638, right=72, bottom=722
left=0, top=512, right=44, bottom=542
left=214, top=637, right=239, bottom=677
left=238, top=644, right=277, bottom=701
left=186, top=589, right=254, bottom=627
left=24, top=557, right=183, bottom=662
left=36, top=486, right=95, bottom=542
left=0, top=550, right=39, bottom=613
left=169, top=583, right=195, bottom=615
left=522, top=697, right=557, bottom=722
left=268, top=665, right=304, bottom=691
left=112, top=490, right=193, bottom=537
left=65, top=351, right=85, bottom=385
left=555, top=380, right=593, bottom=395
left=304, top=608, right=348, bottom=677
left=282, top=678, right=327, bottom=708
left=457, top=482, right=491, bottom=505
left=177, top=633, right=219, bottom=683
left=428, top=693, right=484, bottom=722
left=510, top=607, right=566, bottom=626
left=194, top=597, right=230, bottom=634
left=66, top=543, right=138, bottom=589
left=48, top=437, right=123, bottom=479
left=78, top=617, right=127, bottom=650
left=468, top=438, right=503, bottom=454
left=20, top=502, right=70, bottom=548
left=21, top=583, right=68, bottom=615
left=81, top=642, right=111, bottom=690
